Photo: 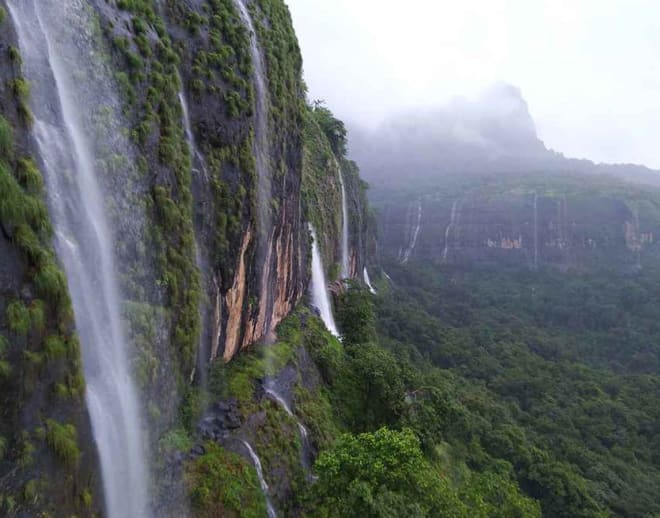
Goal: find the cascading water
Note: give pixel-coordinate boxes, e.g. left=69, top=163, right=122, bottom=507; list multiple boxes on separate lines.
left=401, top=200, right=422, bottom=264
left=442, top=199, right=460, bottom=263
left=177, top=80, right=211, bottom=382
left=234, top=0, right=273, bottom=327
left=363, top=267, right=377, bottom=294
left=264, top=387, right=313, bottom=472
left=179, top=89, right=208, bottom=180
left=309, top=226, right=339, bottom=337
left=8, top=1, right=150, bottom=516
left=241, top=440, right=277, bottom=518
left=337, top=166, right=350, bottom=278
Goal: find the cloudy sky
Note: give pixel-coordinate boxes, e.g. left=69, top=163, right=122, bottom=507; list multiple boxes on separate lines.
left=285, top=0, right=660, bottom=168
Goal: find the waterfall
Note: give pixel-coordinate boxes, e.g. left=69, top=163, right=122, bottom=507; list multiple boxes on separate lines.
left=241, top=441, right=277, bottom=518
left=177, top=82, right=210, bottom=381
left=309, top=226, right=339, bottom=337
left=363, top=267, right=377, bottom=294
left=442, top=199, right=460, bottom=263
left=234, top=0, right=273, bottom=280
left=264, top=387, right=313, bottom=473
left=179, top=89, right=208, bottom=180
left=401, top=200, right=422, bottom=264
left=8, top=1, right=150, bottom=516
left=337, top=166, right=350, bottom=278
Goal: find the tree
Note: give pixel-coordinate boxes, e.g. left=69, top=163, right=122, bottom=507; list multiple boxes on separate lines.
left=308, top=428, right=467, bottom=518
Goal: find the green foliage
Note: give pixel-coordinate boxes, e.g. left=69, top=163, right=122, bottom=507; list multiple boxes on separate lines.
left=110, top=0, right=201, bottom=385
left=45, top=420, right=80, bottom=467
left=0, top=7, right=7, bottom=24
left=0, top=335, right=10, bottom=379
left=0, top=115, right=12, bottom=156
left=0, top=436, right=6, bottom=460
left=34, top=263, right=67, bottom=303
left=310, top=101, right=347, bottom=157
left=309, top=427, right=467, bottom=518
left=336, top=282, right=377, bottom=346
left=8, top=45, right=21, bottom=65
left=44, top=336, right=67, bottom=361
left=6, top=301, right=31, bottom=336
left=185, top=442, right=267, bottom=517
left=159, top=428, right=194, bottom=455
left=375, top=260, right=660, bottom=516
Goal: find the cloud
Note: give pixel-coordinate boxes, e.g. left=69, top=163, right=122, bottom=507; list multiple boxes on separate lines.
left=286, top=0, right=660, bottom=168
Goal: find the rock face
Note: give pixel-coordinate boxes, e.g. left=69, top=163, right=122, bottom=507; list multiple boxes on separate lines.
left=377, top=185, right=660, bottom=271
left=0, top=0, right=371, bottom=514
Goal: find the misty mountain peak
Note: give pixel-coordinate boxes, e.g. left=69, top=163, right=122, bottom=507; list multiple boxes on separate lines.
left=473, top=82, right=543, bottom=152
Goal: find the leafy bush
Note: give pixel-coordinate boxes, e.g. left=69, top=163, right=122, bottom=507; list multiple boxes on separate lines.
left=0, top=116, right=13, bottom=156
left=185, top=442, right=267, bottom=517
left=45, top=420, right=80, bottom=467
left=309, top=427, right=468, bottom=517
left=6, top=301, right=31, bottom=336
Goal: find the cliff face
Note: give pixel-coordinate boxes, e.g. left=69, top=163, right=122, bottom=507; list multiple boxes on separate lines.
left=0, top=0, right=372, bottom=515
left=377, top=178, right=660, bottom=271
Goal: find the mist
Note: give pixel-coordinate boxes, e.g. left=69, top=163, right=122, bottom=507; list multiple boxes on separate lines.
left=286, top=0, right=660, bottom=169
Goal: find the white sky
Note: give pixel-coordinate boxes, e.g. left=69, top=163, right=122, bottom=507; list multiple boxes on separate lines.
left=285, top=0, right=660, bottom=168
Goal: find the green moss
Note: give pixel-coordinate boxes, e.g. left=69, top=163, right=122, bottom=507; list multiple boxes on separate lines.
left=159, top=428, right=194, bottom=455
left=34, top=263, right=67, bottom=304
left=6, top=301, right=31, bottom=336
left=18, top=433, right=35, bottom=468
left=0, top=436, right=6, bottom=460
left=16, top=158, right=43, bottom=193
left=108, top=3, right=201, bottom=386
left=45, top=420, right=80, bottom=467
left=22, top=480, right=38, bottom=504
left=185, top=442, right=267, bottom=517
left=44, top=336, right=67, bottom=361
left=8, top=45, right=21, bottom=65
left=0, top=7, right=6, bottom=25
left=0, top=115, right=12, bottom=156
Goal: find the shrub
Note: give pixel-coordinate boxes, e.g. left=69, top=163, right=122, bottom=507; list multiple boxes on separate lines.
left=16, top=158, right=43, bottom=193
left=8, top=46, right=21, bottom=65
left=44, top=336, right=67, bottom=361
left=45, top=420, right=80, bottom=467
left=6, top=301, right=31, bottom=336
left=0, top=115, right=13, bottom=156
left=34, top=263, right=67, bottom=303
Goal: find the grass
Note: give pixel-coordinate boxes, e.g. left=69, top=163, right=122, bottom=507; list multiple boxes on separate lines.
left=45, top=420, right=80, bottom=467
left=185, top=442, right=267, bottom=518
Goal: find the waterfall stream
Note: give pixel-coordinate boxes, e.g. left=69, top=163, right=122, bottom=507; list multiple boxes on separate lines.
left=363, top=267, right=377, bottom=294
left=337, top=166, right=350, bottom=278
left=401, top=200, right=422, bottom=264
left=241, top=440, right=277, bottom=518
left=7, top=1, right=150, bottom=516
left=177, top=82, right=210, bottom=382
left=264, top=387, right=313, bottom=473
left=309, top=226, right=339, bottom=337
left=442, top=199, right=460, bottom=263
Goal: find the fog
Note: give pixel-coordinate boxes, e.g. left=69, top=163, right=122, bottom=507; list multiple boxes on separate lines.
left=286, top=0, right=660, bottom=169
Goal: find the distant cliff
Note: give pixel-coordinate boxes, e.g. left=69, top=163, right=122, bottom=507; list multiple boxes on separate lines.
left=375, top=174, right=660, bottom=271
